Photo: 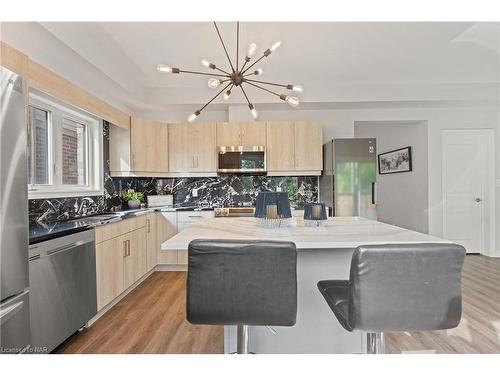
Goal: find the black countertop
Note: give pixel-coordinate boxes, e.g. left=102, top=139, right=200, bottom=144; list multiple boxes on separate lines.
left=29, top=206, right=215, bottom=245
left=29, top=218, right=98, bottom=245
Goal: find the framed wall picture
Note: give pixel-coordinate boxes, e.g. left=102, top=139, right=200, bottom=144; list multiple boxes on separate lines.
left=378, top=146, right=413, bottom=174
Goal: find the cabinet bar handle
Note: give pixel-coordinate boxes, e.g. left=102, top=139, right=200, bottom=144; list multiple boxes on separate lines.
left=147, top=219, right=151, bottom=233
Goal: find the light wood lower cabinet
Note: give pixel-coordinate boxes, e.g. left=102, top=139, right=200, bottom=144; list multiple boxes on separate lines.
left=124, top=227, right=147, bottom=288
left=145, top=213, right=158, bottom=271
left=95, top=219, right=147, bottom=311
left=95, top=236, right=125, bottom=310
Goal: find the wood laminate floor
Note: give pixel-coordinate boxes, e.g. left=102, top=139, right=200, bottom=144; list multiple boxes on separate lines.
left=385, top=254, right=500, bottom=354
left=56, top=255, right=500, bottom=354
left=55, top=271, right=223, bottom=354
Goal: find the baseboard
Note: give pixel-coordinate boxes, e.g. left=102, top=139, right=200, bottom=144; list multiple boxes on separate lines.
left=155, top=264, right=187, bottom=271
left=87, top=268, right=155, bottom=327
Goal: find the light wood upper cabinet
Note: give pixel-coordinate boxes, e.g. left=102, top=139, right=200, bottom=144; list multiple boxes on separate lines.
left=192, top=122, right=217, bottom=171
left=169, top=122, right=216, bottom=173
left=241, top=122, right=266, bottom=147
left=168, top=123, right=190, bottom=172
left=266, top=121, right=296, bottom=171
left=216, top=122, right=241, bottom=146
left=266, top=121, right=323, bottom=175
left=110, top=118, right=168, bottom=176
left=216, top=122, right=266, bottom=147
left=294, top=121, right=323, bottom=171
left=130, top=118, right=169, bottom=173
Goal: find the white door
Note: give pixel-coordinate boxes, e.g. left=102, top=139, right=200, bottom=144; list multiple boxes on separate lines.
left=442, top=129, right=494, bottom=254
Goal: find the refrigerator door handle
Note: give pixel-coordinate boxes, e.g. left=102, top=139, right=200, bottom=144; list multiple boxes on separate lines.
left=0, top=300, right=24, bottom=326
left=372, top=182, right=377, bottom=205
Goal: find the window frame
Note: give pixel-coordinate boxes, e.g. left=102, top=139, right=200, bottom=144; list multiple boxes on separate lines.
left=28, top=91, right=103, bottom=199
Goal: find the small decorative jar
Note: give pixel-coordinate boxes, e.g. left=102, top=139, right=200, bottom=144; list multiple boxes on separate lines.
left=254, top=191, right=292, bottom=228
left=303, top=203, right=327, bottom=227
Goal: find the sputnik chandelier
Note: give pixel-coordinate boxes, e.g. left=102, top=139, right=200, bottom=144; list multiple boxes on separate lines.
left=157, top=22, right=303, bottom=122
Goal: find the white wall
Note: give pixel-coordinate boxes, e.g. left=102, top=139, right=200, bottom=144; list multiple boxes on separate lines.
left=354, top=121, right=429, bottom=234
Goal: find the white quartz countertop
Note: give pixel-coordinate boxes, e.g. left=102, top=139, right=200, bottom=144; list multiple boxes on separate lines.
left=161, top=216, right=451, bottom=250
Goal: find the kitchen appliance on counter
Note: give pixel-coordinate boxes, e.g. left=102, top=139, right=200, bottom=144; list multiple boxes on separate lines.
left=28, top=229, right=96, bottom=353
left=147, top=194, right=173, bottom=208
left=320, top=138, right=377, bottom=219
left=215, top=207, right=255, bottom=217
left=0, top=66, right=31, bottom=354
left=217, top=146, right=266, bottom=173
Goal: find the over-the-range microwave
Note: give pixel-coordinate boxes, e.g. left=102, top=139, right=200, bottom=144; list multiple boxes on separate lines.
left=217, top=146, right=266, bottom=173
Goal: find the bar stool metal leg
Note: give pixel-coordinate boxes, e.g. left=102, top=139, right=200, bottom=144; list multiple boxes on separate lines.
left=366, top=332, right=384, bottom=354
left=237, top=325, right=249, bottom=354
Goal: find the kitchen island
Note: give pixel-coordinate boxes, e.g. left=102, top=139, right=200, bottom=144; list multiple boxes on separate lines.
left=161, top=216, right=451, bottom=354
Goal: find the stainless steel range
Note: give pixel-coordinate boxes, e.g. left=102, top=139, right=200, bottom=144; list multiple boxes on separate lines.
left=214, top=207, right=255, bottom=218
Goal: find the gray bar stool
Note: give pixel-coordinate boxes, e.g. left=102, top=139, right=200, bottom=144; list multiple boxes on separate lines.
left=317, top=243, right=466, bottom=354
left=186, top=239, right=297, bottom=354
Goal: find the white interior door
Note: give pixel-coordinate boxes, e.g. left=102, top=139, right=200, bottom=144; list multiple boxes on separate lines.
left=442, top=129, right=494, bottom=254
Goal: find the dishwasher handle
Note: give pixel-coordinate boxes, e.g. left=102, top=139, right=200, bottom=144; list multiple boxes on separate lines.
left=46, top=240, right=88, bottom=256
left=0, top=301, right=24, bottom=326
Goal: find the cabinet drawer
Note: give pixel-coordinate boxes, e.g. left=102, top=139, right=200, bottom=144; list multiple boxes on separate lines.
left=176, top=210, right=215, bottom=223
left=95, top=215, right=147, bottom=243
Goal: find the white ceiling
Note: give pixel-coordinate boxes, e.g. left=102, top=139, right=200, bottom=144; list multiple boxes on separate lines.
left=27, top=22, right=500, bottom=112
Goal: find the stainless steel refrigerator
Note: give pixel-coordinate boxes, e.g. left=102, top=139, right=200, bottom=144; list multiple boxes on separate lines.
left=320, top=138, right=377, bottom=219
left=0, top=66, right=31, bottom=353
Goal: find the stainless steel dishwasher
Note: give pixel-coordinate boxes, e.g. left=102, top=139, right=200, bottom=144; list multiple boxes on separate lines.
left=28, top=229, right=97, bottom=353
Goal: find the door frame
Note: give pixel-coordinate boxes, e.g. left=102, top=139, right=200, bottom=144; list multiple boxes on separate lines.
left=441, top=128, right=495, bottom=255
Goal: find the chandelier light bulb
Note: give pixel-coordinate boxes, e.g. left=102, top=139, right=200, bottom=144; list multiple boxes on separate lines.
left=208, top=78, right=222, bottom=89
left=285, top=95, right=299, bottom=107
left=254, top=68, right=263, bottom=76
left=223, top=89, right=232, bottom=100
left=157, top=64, right=172, bottom=73
left=270, top=40, right=282, bottom=52
left=247, top=43, right=257, bottom=58
left=249, top=104, right=258, bottom=119
left=187, top=111, right=200, bottom=123
left=201, top=59, right=216, bottom=69
left=292, top=85, right=303, bottom=93
left=251, top=108, right=258, bottom=119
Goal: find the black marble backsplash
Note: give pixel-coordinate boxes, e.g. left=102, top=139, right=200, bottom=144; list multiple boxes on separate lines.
left=29, top=121, right=319, bottom=223
left=29, top=196, right=106, bottom=224
left=106, top=175, right=318, bottom=212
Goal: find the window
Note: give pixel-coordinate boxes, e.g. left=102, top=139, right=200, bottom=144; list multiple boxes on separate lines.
left=28, top=91, right=103, bottom=198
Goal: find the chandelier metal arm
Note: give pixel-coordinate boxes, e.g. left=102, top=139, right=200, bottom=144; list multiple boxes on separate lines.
left=179, top=69, right=229, bottom=78
left=239, top=84, right=251, bottom=105
left=245, top=78, right=290, bottom=89
left=198, top=82, right=233, bottom=113
left=240, top=59, right=249, bottom=72
left=214, top=66, right=232, bottom=75
left=245, top=81, right=281, bottom=97
left=241, top=54, right=266, bottom=75
left=213, top=22, right=235, bottom=73
left=236, top=22, right=239, bottom=71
